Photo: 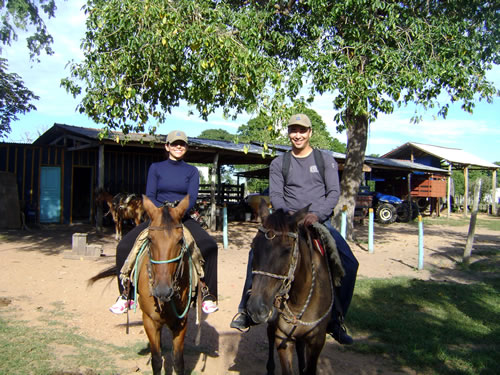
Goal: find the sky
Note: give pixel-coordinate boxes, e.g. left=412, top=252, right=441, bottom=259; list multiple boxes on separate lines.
left=4, top=1, right=500, bottom=164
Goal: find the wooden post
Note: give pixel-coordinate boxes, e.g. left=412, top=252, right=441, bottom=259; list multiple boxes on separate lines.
left=210, top=153, right=219, bottom=231
left=368, top=208, right=374, bottom=254
left=463, top=179, right=481, bottom=264
left=407, top=172, right=412, bottom=218
left=447, top=164, right=452, bottom=218
left=340, top=205, right=347, bottom=239
left=463, top=166, right=469, bottom=216
left=418, top=215, right=424, bottom=270
left=223, top=204, right=228, bottom=249
left=96, top=144, right=105, bottom=231
left=492, top=169, right=497, bottom=216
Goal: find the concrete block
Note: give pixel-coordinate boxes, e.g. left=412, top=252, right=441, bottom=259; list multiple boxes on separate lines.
left=85, top=244, right=102, bottom=257
left=72, top=233, right=88, bottom=255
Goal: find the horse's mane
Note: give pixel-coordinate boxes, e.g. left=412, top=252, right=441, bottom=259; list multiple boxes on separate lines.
left=264, top=209, right=296, bottom=239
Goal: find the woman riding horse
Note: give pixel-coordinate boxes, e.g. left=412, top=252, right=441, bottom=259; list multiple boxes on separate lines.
left=110, top=130, right=218, bottom=315
left=90, top=193, right=197, bottom=375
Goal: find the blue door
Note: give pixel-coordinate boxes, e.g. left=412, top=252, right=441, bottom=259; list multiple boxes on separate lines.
left=40, top=166, right=61, bottom=223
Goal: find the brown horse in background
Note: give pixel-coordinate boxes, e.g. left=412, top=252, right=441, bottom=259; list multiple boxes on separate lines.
left=89, top=195, right=194, bottom=375
left=95, top=189, right=146, bottom=240
left=247, top=200, right=335, bottom=375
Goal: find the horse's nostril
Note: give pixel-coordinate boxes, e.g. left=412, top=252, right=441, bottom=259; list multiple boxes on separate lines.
left=153, top=284, right=173, bottom=302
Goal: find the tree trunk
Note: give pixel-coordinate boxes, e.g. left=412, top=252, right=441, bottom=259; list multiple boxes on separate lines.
left=333, top=111, right=369, bottom=240
left=463, top=178, right=481, bottom=264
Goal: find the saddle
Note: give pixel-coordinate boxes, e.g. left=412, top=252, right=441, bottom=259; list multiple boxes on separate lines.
left=119, top=226, right=205, bottom=301
left=306, top=222, right=345, bottom=287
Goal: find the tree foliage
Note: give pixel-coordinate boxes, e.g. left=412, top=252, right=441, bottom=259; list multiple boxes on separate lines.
left=0, top=0, right=57, bottom=59
left=0, top=0, right=59, bottom=137
left=198, top=128, right=235, bottom=142
left=0, top=58, right=38, bottom=136
left=452, top=165, right=500, bottom=204
left=64, top=0, right=499, bottom=232
left=237, top=107, right=346, bottom=153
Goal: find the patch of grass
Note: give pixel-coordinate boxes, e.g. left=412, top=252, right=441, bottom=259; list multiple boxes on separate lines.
left=422, top=215, right=500, bottom=231
left=0, top=303, right=145, bottom=375
left=477, top=217, right=500, bottom=231
left=349, top=275, right=500, bottom=375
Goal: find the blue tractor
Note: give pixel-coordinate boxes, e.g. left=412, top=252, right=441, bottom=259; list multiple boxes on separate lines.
left=372, top=192, right=419, bottom=224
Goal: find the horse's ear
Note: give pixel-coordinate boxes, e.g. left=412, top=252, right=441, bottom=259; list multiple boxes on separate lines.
left=172, top=194, right=190, bottom=221
left=292, top=204, right=311, bottom=225
left=142, top=195, right=160, bottom=219
left=258, top=198, right=270, bottom=222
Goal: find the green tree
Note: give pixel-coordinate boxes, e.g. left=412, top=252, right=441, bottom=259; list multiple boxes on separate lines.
left=195, top=128, right=237, bottom=183
left=0, top=0, right=59, bottom=137
left=64, top=1, right=498, bottom=233
left=0, top=58, right=38, bottom=136
left=237, top=107, right=346, bottom=153
left=198, top=128, right=235, bottom=142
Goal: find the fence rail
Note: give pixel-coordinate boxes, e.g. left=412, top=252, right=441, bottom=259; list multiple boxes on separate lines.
left=198, top=183, right=245, bottom=204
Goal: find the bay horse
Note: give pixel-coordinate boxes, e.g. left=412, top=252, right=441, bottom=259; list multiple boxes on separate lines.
left=89, top=194, right=194, bottom=375
left=95, top=189, right=146, bottom=240
left=247, top=200, right=335, bottom=375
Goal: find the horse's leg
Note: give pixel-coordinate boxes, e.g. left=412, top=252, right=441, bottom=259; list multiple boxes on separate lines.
left=171, top=319, right=188, bottom=375
left=117, top=218, right=122, bottom=240
left=303, top=332, right=327, bottom=375
left=266, top=324, right=276, bottom=375
left=143, top=314, right=163, bottom=375
left=275, top=334, right=295, bottom=375
left=296, top=340, right=306, bottom=375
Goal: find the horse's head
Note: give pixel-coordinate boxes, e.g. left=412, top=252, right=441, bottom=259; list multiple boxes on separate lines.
left=247, top=199, right=309, bottom=324
left=95, top=188, right=112, bottom=204
left=143, top=194, right=189, bottom=303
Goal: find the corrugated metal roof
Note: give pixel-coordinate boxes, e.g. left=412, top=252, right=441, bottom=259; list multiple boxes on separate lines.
left=30, top=123, right=449, bottom=173
left=382, top=142, right=498, bottom=169
left=364, top=155, right=448, bottom=173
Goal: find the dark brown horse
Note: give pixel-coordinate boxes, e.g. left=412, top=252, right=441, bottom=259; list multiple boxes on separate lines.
left=89, top=195, right=194, bottom=375
left=247, top=200, right=335, bottom=375
left=95, top=189, right=146, bottom=240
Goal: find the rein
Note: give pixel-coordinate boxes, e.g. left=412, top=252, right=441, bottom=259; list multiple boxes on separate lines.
left=253, top=227, right=299, bottom=298
left=253, top=225, right=334, bottom=326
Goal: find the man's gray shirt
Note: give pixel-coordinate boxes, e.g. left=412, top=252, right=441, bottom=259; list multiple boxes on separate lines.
left=269, top=150, right=341, bottom=223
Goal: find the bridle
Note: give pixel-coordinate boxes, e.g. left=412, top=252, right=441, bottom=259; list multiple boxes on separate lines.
left=145, top=223, right=193, bottom=318
left=252, top=226, right=299, bottom=300
left=252, top=225, right=333, bottom=326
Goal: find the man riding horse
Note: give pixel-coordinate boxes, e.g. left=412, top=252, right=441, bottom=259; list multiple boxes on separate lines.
left=231, top=113, right=359, bottom=345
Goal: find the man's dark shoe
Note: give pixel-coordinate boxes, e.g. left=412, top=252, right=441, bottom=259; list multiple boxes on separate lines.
left=327, top=321, right=354, bottom=345
left=230, top=311, right=253, bottom=332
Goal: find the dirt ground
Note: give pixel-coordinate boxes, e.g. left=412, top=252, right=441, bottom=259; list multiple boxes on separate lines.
left=1, top=214, right=499, bottom=375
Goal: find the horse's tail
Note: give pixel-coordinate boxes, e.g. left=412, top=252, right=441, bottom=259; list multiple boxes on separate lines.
left=87, top=265, right=118, bottom=287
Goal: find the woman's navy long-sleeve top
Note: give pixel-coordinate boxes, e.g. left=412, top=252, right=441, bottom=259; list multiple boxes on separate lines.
left=145, top=158, right=199, bottom=212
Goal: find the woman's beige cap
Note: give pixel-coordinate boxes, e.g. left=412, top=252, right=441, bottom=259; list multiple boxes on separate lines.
left=166, top=130, right=188, bottom=144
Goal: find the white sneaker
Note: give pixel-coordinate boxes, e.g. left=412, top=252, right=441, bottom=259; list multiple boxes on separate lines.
left=109, top=296, right=135, bottom=314
left=202, top=300, right=219, bottom=314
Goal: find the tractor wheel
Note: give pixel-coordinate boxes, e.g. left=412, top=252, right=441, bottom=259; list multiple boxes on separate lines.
left=375, top=203, right=397, bottom=224
left=397, top=201, right=420, bottom=222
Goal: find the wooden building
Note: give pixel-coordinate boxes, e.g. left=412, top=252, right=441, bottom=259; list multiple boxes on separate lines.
left=382, top=142, right=499, bottom=216
left=0, top=124, right=275, bottom=226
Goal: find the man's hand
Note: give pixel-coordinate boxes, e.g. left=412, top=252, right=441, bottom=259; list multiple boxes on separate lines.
left=303, top=213, right=319, bottom=227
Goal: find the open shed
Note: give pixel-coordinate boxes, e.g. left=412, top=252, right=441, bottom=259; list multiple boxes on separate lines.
left=0, top=124, right=450, bottom=228
left=382, top=142, right=499, bottom=216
